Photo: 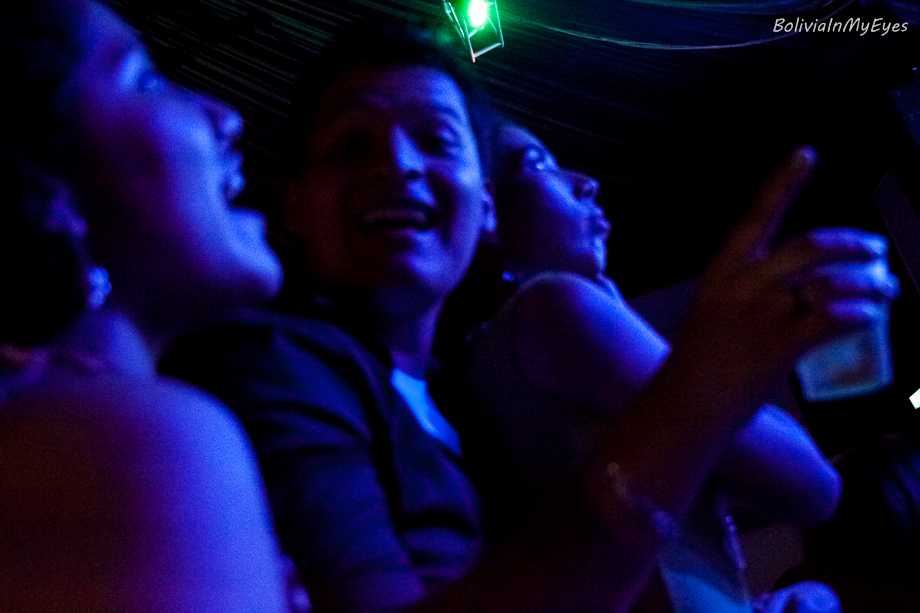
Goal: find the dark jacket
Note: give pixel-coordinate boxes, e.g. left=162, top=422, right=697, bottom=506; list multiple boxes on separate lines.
left=161, top=308, right=483, bottom=613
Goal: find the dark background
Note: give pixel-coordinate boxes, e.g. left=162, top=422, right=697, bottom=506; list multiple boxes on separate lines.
left=114, top=0, right=920, bottom=455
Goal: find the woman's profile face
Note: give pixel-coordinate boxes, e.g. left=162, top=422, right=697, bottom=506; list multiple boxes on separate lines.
left=64, top=1, right=282, bottom=320
left=492, top=125, right=609, bottom=280
left=286, top=64, right=494, bottom=309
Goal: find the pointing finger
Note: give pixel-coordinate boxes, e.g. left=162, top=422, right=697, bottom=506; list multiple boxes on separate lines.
left=718, top=146, right=818, bottom=267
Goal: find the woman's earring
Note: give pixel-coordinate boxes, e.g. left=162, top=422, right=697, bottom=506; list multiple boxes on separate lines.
left=87, top=267, right=111, bottom=310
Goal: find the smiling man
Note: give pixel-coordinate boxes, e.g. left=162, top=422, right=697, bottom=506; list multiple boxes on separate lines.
left=163, top=20, right=496, bottom=613
left=284, top=62, right=495, bottom=379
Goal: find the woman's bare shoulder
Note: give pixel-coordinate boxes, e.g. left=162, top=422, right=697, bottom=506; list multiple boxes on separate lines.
left=502, top=271, right=669, bottom=412
left=0, top=373, right=255, bottom=509
left=1, top=373, right=240, bottom=441
left=0, top=374, right=284, bottom=613
left=514, top=271, right=606, bottom=308
left=0, top=373, right=256, bottom=516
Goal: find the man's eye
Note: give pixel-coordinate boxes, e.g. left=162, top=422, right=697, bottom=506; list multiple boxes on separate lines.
left=420, top=129, right=459, bottom=154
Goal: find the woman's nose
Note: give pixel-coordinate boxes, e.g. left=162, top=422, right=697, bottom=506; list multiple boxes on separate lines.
left=571, top=171, right=599, bottom=201
left=201, top=95, right=244, bottom=146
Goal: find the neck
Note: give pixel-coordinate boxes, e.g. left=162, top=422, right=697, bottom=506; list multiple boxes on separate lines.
left=53, top=309, right=158, bottom=378
left=314, top=284, right=445, bottom=378
left=361, top=297, right=443, bottom=379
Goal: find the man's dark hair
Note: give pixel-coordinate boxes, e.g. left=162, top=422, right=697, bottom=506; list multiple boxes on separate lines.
left=284, top=17, right=494, bottom=179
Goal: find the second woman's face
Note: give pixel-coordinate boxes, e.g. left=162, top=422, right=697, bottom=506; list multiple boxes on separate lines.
left=492, top=126, right=609, bottom=280
left=65, top=2, right=282, bottom=320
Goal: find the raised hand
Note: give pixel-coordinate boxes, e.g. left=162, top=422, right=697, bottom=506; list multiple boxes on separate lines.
left=672, top=147, right=898, bottom=408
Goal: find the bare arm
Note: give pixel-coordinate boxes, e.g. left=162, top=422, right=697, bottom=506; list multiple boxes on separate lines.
left=600, top=146, right=893, bottom=519
left=713, top=404, right=841, bottom=526
left=509, top=274, right=839, bottom=527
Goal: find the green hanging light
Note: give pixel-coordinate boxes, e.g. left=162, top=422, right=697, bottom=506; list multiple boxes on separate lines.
left=442, top=0, right=504, bottom=62
left=467, top=0, right=491, bottom=28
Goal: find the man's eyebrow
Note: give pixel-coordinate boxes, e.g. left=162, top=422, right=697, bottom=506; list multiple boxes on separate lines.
left=420, top=102, right=466, bottom=123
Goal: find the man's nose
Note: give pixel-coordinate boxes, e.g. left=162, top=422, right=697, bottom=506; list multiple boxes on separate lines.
left=381, top=125, right=425, bottom=181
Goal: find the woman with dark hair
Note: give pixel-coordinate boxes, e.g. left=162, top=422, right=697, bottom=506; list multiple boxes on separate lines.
left=165, top=17, right=895, bottom=613
left=0, top=1, right=303, bottom=610
left=466, top=122, right=873, bottom=612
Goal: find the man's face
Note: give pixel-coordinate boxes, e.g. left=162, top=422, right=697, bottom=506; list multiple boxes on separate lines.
left=286, top=64, right=494, bottom=311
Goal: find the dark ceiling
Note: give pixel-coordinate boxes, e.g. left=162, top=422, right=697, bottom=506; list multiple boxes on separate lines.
left=110, top=0, right=920, bottom=297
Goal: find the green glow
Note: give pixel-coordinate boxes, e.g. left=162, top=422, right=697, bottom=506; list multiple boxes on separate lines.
left=468, top=0, right=491, bottom=29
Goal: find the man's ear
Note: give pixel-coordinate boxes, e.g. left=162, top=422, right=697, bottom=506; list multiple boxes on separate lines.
left=481, top=179, right=497, bottom=240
